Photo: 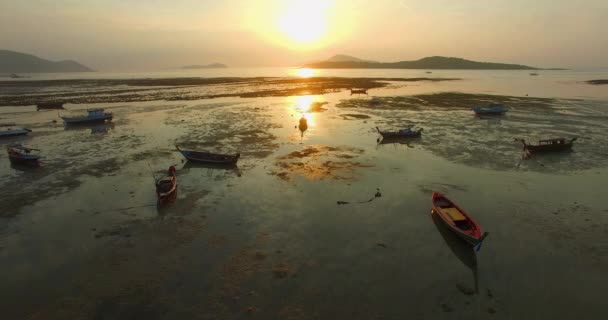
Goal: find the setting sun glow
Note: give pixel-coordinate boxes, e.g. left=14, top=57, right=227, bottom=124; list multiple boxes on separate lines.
left=277, top=0, right=330, bottom=45
left=296, top=68, right=315, bottom=78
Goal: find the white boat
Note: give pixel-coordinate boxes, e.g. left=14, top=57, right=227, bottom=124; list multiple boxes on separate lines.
left=62, top=108, right=113, bottom=125
left=0, top=127, right=32, bottom=137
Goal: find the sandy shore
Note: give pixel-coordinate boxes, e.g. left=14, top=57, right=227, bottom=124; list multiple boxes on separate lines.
left=0, top=85, right=607, bottom=319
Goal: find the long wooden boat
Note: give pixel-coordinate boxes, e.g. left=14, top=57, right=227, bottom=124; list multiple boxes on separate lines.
left=7, top=144, right=42, bottom=166
left=519, top=137, right=576, bottom=153
left=176, top=146, right=240, bottom=165
left=156, top=166, right=177, bottom=207
left=472, top=104, right=508, bottom=116
left=0, top=127, right=32, bottom=137
left=62, top=108, right=113, bottom=125
left=376, top=127, right=423, bottom=139
left=350, top=88, right=368, bottom=95
left=37, top=102, right=64, bottom=111
left=431, top=192, right=488, bottom=246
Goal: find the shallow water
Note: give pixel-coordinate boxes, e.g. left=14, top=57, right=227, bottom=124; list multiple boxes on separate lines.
left=0, top=80, right=607, bottom=319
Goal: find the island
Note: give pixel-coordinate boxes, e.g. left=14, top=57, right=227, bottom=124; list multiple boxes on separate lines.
left=304, top=55, right=545, bottom=70
left=0, top=49, right=93, bottom=73
left=182, top=63, right=228, bottom=69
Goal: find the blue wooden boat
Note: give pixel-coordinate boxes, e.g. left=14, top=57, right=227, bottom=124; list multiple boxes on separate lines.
left=472, top=104, right=508, bottom=116
left=62, top=108, right=113, bottom=125
left=7, top=144, right=42, bottom=166
left=0, top=127, right=32, bottom=137
left=176, top=146, right=240, bottom=165
left=376, top=127, right=423, bottom=139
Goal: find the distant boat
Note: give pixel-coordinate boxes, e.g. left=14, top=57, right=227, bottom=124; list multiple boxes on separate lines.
left=376, top=127, right=423, bottom=139
left=518, top=137, right=576, bottom=154
left=176, top=146, right=240, bottom=165
left=156, top=166, right=177, bottom=207
left=0, top=126, right=32, bottom=137
left=431, top=192, right=488, bottom=246
left=37, top=102, right=64, bottom=111
left=472, top=103, right=508, bottom=116
left=7, top=144, right=42, bottom=166
left=530, top=73, right=539, bottom=76
left=426, top=71, right=433, bottom=74
left=350, top=88, right=368, bottom=95
left=62, top=108, right=112, bottom=125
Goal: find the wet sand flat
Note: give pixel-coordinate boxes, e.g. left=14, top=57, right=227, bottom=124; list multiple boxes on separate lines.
left=0, top=83, right=607, bottom=319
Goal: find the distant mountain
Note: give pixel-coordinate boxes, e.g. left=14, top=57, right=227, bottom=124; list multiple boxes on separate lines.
left=0, top=50, right=93, bottom=73
left=304, top=55, right=540, bottom=70
left=324, top=54, right=377, bottom=63
left=182, top=63, right=228, bottom=69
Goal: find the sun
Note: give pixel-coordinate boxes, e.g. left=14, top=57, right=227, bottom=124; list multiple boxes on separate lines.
left=276, top=0, right=331, bottom=46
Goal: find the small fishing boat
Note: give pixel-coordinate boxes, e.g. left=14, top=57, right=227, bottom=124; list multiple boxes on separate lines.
left=156, top=166, right=177, bottom=206
left=472, top=103, right=508, bottom=116
left=7, top=144, right=42, bottom=166
left=37, top=102, right=64, bottom=111
left=62, top=108, right=113, bottom=125
left=350, top=88, right=368, bottom=95
left=0, top=126, right=32, bottom=137
left=376, top=127, right=423, bottom=139
left=176, top=146, right=240, bottom=165
left=519, top=137, right=576, bottom=153
left=432, top=192, right=488, bottom=247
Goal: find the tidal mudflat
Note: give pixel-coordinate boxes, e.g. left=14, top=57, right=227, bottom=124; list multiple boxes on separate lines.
left=1, top=80, right=607, bottom=319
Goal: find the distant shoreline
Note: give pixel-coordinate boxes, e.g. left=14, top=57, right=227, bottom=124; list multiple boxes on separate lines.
left=0, top=76, right=460, bottom=106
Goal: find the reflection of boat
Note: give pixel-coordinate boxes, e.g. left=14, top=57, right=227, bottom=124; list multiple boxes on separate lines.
left=376, top=127, right=423, bottom=139
left=472, top=104, right=508, bottom=116
left=0, top=126, right=32, bottom=137
left=7, top=144, right=42, bottom=166
left=37, top=102, right=64, bottom=111
left=156, top=166, right=177, bottom=207
left=176, top=146, right=240, bottom=165
left=64, top=122, right=114, bottom=134
left=519, top=137, right=576, bottom=154
left=350, top=88, right=368, bottom=95
left=62, top=108, right=113, bottom=125
left=432, top=211, right=478, bottom=270
left=431, top=192, right=488, bottom=246
left=432, top=211, right=479, bottom=293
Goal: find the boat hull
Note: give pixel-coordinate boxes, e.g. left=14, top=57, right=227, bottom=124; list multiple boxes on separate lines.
left=176, top=146, right=239, bottom=165
left=0, top=129, right=31, bottom=137
left=62, top=115, right=113, bottom=125
left=431, top=192, right=483, bottom=246
left=156, top=167, right=177, bottom=207
left=9, top=156, right=40, bottom=166
left=525, top=144, right=573, bottom=153
left=376, top=127, right=423, bottom=139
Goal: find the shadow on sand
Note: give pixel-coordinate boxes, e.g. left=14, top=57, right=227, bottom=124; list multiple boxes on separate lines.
left=431, top=210, right=479, bottom=293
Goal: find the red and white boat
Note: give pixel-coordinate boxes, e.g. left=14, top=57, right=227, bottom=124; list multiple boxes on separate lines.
left=431, top=192, right=488, bottom=247
left=155, top=166, right=177, bottom=207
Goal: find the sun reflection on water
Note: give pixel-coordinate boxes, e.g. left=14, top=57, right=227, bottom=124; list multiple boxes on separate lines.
left=296, top=68, right=315, bottom=78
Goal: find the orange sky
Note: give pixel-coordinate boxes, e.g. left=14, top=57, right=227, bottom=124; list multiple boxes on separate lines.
left=1, top=0, right=606, bottom=70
